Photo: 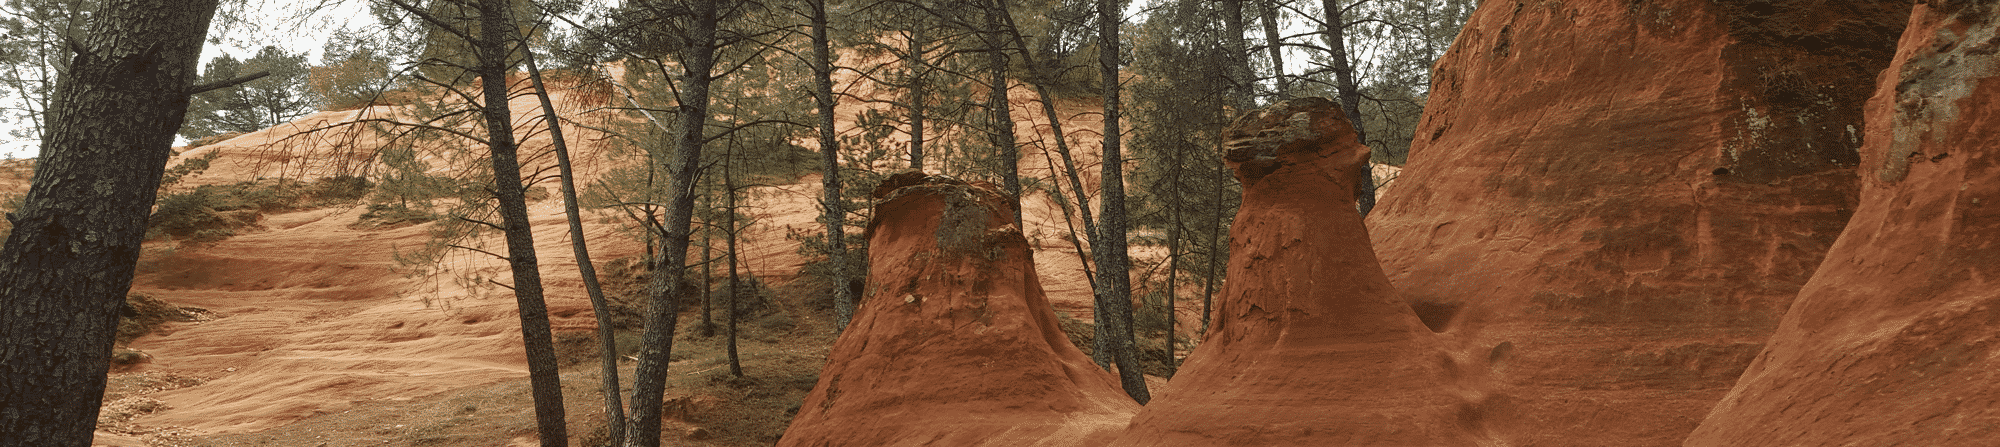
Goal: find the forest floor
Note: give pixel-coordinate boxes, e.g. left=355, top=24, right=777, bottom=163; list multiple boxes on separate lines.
left=56, top=77, right=1403, bottom=447
left=78, top=167, right=1125, bottom=447
left=103, top=299, right=838, bottom=447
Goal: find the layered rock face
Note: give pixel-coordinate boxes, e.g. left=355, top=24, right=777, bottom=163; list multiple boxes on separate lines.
left=1109, top=97, right=1481, bottom=446
left=1365, top=0, right=1908, bottom=445
left=1687, top=4, right=2000, bottom=445
left=777, top=173, right=1137, bottom=447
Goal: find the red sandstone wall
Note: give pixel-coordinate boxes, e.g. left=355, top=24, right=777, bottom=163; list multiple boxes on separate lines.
left=1366, top=1, right=1907, bottom=445
left=1687, top=3, right=2000, bottom=444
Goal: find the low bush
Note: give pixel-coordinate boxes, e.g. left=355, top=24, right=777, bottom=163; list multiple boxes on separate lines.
left=352, top=203, right=438, bottom=230
left=148, top=177, right=375, bottom=242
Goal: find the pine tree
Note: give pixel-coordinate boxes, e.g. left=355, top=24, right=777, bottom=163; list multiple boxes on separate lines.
left=374, top=1, right=570, bottom=444
left=0, top=0, right=89, bottom=149
left=0, top=1, right=231, bottom=444
left=1094, top=0, right=1151, bottom=404
left=181, top=46, right=315, bottom=140
left=622, top=1, right=721, bottom=445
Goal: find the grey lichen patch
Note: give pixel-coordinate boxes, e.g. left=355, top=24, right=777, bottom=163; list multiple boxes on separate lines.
left=1882, top=16, right=2000, bottom=183
left=933, top=187, right=995, bottom=257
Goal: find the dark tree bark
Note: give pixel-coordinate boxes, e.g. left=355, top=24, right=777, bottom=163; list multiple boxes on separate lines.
left=514, top=11, right=620, bottom=446
left=1095, top=0, right=1150, bottom=404
left=907, top=26, right=930, bottom=172
left=809, top=0, right=856, bottom=330
left=1164, top=192, right=1182, bottom=377
left=1258, top=0, right=1290, bottom=98
left=625, top=1, right=718, bottom=445
left=723, top=155, right=744, bottom=377
left=1221, top=0, right=1257, bottom=111
left=984, top=0, right=1023, bottom=226
left=469, top=0, right=566, bottom=443
left=997, top=3, right=1097, bottom=284
left=1202, top=163, right=1225, bottom=333
left=700, top=200, right=717, bottom=337
left=1319, top=0, right=1376, bottom=216
left=0, top=1, right=222, bottom=445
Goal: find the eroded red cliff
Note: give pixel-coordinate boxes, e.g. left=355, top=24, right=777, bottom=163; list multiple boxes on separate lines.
left=1687, top=4, right=2000, bottom=444
left=1365, top=0, right=1909, bottom=445
left=776, top=173, right=1137, bottom=447
left=1109, top=97, right=1481, bottom=446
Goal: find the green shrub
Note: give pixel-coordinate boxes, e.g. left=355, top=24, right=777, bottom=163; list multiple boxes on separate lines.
left=148, top=187, right=258, bottom=242
left=352, top=203, right=438, bottom=230
left=304, top=175, right=372, bottom=205
left=148, top=178, right=373, bottom=242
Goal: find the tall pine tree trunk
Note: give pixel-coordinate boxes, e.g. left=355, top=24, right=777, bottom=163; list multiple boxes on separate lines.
left=985, top=0, right=1022, bottom=225
left=626, top=1, right=718, bottom=445
left=907, top=26, right=929, bottom=172
left=515, top=14, right=620, bottom=446
left=997, top=2, right=1098, bottom=287
left=470, top=0, right=566, bottom=443
left=1096, top=0, right=1150, bottom=404
left=1320, top=0, right=1376, bottom=216
left=810, top=0, right=856, bottom=330
left=1165, top=202, right=1181, bottom=376
left=1202, top=163, right=1226, bottom=334
left=1259, top=0, right=1290, bottom=98
left=724, top=148, right=744, bottom=377
left=0, top=1, right=221, bottom=444
left=1221, top=0, right=1257, bottom=111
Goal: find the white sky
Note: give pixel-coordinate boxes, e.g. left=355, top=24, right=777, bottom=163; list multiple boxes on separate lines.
left=0, top=1, right=362, bottom=159
left=0, top=0, right=1306, bottom=161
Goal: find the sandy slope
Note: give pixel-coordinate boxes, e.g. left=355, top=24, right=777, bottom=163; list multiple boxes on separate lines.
left=80, top=64, right=1132, bottom=444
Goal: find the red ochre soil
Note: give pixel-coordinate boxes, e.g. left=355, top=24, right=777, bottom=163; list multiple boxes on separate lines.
left=1686, top=3, right=2000, bottom=445
left=46, top=55, right=1127, bottom=446
left=777, top=172, right=1139, bottom=447
left=44, top=1, right=1997, bottom=444
left=1107, top=98, right=1483, bottom=446
left=1364, top=1, right=1909, bottom=445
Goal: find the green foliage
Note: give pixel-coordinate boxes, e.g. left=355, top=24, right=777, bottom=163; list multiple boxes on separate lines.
left=158, top=150, right=221, bottom=191
left=1357, top=84, right=1424, bottom=165
left=180, top=46, right=316, bottom=141
left=397, top=0, right=540, bottom=84
left=1126, top=0, right=1241, bottom=287
left=309, top=30, right=399, bottom=111
left=786, top=224, right=868, bottom=310
left=355, top=203, right=439, bottom=230
left=0, top=0, right=89, bottom=146
left=147, top=177, right=374, bottom=242
left=1294, top=0, right=1474, bottom=165
left=148, top=183, right=288, bottom=242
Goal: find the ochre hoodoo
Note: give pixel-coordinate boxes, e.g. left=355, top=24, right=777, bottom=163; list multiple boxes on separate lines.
left=1108, top=97, right=1482, bottom=446
left=778, top=173, right=1137, bottom=447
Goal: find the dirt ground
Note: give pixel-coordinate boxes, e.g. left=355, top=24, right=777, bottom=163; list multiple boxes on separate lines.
left=49, top=62, right=1268, bottom=447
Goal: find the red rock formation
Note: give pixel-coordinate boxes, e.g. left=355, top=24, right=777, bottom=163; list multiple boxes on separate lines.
left=1364, top=1, right=1908, bottom=445
left=777, top=173, right=1137, bottom=447
left=1109, top=97, right=1481, bottom=446
left=1687, top=4, right=2000, bottom=444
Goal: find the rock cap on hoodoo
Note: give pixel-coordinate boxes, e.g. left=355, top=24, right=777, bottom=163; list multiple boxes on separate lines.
left=1219, top=96, right=1368, bottom=186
